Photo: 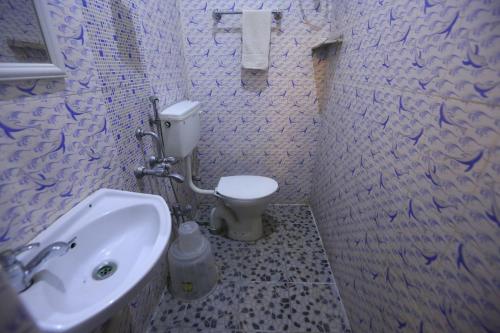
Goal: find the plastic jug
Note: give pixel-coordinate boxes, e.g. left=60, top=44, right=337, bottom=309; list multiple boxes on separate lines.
left=168, top=221, right=218, bottom=300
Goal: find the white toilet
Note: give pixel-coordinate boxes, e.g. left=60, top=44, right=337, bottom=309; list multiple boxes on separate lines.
left=159, top=101, right=278, bottom=241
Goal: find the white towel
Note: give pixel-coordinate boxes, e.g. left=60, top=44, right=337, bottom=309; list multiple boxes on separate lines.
left=241, top=10, right=271, bottom=70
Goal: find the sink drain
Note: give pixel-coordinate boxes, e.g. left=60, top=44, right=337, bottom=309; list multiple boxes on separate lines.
left=92, top=261, right=117, bottom=280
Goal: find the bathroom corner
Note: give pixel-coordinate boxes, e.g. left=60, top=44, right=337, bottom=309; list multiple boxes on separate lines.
left=0, top=1, right=499, bottom=333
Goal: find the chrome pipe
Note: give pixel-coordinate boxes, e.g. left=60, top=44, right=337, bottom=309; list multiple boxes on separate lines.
left=135, top=128, right=164, bottom=160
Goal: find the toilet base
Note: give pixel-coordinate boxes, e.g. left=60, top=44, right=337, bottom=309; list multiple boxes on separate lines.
left=210, top=200, right=265, bottom=242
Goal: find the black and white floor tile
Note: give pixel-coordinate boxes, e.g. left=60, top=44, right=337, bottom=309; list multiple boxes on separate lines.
left=148, top=205, right=351, bottom=333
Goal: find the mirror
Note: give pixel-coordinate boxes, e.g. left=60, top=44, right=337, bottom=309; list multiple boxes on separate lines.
left=0, top=0, right=50, bottom=63
left=0, top=0, right=65, bottom=81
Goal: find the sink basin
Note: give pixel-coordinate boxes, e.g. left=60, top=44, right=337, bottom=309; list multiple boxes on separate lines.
left=18, top=189, right=171, bottom=333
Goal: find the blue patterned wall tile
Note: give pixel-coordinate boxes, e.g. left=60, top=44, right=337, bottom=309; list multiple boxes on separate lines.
left=0, top=0, right=101, bottom=102
left=0, top=90, right=116, bottom=250
left=0, top=0, right=190, bottom=332
left=180, top=0, right=331, bottom=203
left=1, top=0, right=497, bottom=332
left=327, top=0, right=500, bottom=105
left=311, top=0, right=500, bottom=332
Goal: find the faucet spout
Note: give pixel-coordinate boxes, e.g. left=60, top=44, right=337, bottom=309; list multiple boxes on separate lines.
left=168, top=173, right=185, bottom=183
left=24, top=240, right=73, bottom=284
left=0, top=239, right=74, bottom=293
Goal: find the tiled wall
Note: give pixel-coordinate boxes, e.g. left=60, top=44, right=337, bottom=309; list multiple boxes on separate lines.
left=0, top=0, right=118, bottom=252
left=0, top=0, right=189, bottom=258
left=82, top=0, right=194, bottom=205
left=179, top=0, right=331, bottom=203
left=311, top=0, right=500, bottom=332
left=0, top=0, right=189, bottom=331
left=2, top=0, right=499, bottom=332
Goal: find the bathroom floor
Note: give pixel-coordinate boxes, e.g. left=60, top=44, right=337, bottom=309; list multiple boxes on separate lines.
left=148, top=205, right=351, bottom=333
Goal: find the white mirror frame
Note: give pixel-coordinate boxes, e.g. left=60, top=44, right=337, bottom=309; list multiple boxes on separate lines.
left=0, top=0, right=66, bottom=81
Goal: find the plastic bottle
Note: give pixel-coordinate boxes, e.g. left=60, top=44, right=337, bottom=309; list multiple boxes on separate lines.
left=168, top=221, right=218, bottom=300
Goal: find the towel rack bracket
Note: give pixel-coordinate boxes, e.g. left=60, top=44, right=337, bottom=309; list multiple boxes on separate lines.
left=213, top=11, right=222, bottom=21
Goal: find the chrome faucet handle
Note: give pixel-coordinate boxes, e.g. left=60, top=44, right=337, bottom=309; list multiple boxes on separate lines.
left=162, top=156, right=178, bottom=165
left=135, top=128, right=146, bottom=140
left=134, top=166, right=147, bottom=178
left=134, top=164, right=169, bottom=178
left=148, top=155, right=160, bottom=167
left=148, top=155, right=178, bottom=167
left=149, top=95, right=159, bottom=105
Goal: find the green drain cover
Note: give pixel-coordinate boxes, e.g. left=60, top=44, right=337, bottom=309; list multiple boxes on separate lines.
left=92, top=261, right=117, bottom=280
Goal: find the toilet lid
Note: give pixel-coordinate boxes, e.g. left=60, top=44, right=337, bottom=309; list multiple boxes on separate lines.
left=216, top=176, right=278, bottom=200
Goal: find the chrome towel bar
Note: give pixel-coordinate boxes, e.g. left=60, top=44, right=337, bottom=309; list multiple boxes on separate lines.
left=212, top=10, right=282, bottom=22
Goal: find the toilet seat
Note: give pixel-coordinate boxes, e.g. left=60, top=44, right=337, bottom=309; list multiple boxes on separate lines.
left=215, top=175, right=278, bottom=200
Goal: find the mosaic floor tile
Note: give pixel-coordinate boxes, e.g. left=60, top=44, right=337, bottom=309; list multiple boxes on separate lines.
left=202, top=230, right=245, bottom=282
left=259, top=213, right=287, bottom=248
left=281, top=209, right=334, bottom=283
left=238, top=246, right=288, bottom=282
left=265, top=205, right=313, bottom=225
left=237, top=282, right=290, bottom=332
left=212, top=250, right=243, bottom=282
left=180, top=282, right=238, bottom=331
left=148, top=205, right=350, bottom=333
left=286, top=255, right=334, bottom=283
left=289, top=284, right=347, bottom=333
left=284, top=222, right=324, bottom=252
left=156, top=328, right=235, bottom=333
left=148, top=290, right=188, bottom=332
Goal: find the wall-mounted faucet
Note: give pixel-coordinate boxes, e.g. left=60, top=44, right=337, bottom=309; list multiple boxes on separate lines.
left=147, top=155, right=178, bottom=168
left=134, top=164, right=185, bottom=183
left=0, top=239, right=74, bottom=293
left=134, top=126, right=185, bottom=182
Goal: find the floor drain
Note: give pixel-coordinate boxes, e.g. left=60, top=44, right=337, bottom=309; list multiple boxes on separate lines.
left=92, top=261, right=117, bottom=280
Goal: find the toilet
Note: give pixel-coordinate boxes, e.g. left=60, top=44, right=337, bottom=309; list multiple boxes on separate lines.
left=212, top=175, right=278, bottom=241
left=159, top=101, right=278, bottom=241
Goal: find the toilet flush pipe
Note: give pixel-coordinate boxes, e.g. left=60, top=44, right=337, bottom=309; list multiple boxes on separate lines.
left=185, top=155, right=215, bottom=196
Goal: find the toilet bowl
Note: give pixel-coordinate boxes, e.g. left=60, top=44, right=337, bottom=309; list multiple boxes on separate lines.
left=210, top=176, right=278, bottom=241
left=158, top=100, right=279, bottom=242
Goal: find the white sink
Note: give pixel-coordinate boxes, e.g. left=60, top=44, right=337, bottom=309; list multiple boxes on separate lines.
left=18, top=189, right=171, bottom=333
